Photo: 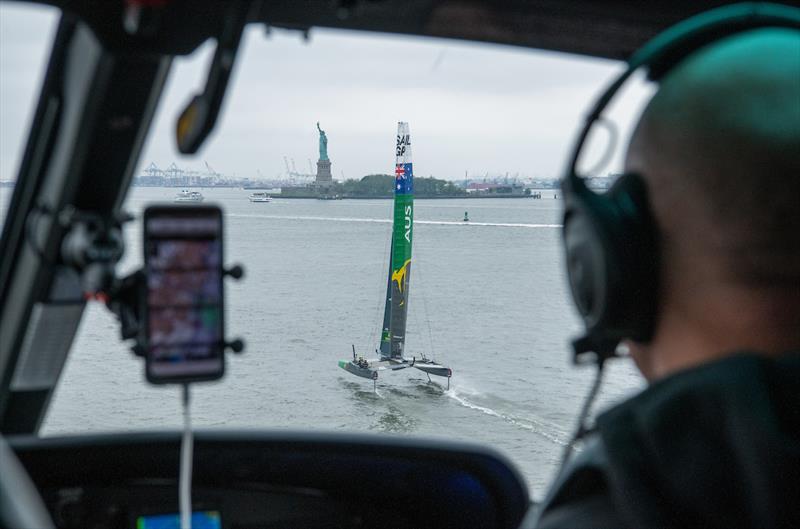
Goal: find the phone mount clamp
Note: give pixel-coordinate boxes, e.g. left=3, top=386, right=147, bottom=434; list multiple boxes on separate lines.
left=106, top=264, right=246, bottom=360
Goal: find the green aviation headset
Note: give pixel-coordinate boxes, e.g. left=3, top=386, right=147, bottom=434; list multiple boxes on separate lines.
left=561, top=2, right=800, bottom=362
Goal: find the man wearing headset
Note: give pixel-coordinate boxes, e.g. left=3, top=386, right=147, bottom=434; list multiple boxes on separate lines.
left=534, top=5, right=800, bottom=528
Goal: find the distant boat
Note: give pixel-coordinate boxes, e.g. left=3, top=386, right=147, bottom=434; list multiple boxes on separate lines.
left=338, top=122, right=452, bottom=389
left=173, top=189, right=204, bottom=203
left=248, top=192, right=272, bottom=202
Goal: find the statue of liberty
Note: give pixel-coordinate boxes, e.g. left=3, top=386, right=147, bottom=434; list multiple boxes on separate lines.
left=317, top=122, right=329, bottom=161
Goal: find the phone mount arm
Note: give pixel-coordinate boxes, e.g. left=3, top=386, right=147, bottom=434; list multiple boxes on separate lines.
left=175, top=2, right=247, bottom=154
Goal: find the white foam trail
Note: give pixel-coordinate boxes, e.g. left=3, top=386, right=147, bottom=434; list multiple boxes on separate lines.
left=446, top=388, right=569, bottom=447
left=229, top=213, right=389, bottom=224
left=416, top=203, right=552, bottom=210
left=419, top=220, right=561, bottom=228
left=228, top=213, right=561, bottom=229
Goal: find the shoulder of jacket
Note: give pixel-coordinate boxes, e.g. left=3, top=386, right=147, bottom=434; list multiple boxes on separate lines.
left=523, top=434, right=625, bottom=529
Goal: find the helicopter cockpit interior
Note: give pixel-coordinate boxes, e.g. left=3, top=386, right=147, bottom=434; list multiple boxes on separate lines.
left=1, top=1, right=785, bottom=528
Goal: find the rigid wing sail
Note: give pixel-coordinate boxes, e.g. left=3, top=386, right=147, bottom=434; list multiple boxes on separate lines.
left=338, top=122, right=453, bottom=388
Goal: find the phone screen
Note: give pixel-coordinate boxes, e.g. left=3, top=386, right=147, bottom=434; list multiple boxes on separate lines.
left=143, top=206, right=224, bottom=383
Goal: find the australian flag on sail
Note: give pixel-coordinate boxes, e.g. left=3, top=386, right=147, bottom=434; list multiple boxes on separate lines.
left=395, top=163, right=414, bottom=195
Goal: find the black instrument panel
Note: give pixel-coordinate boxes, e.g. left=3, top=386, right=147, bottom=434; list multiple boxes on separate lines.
left=40, top=484, right=352, bottom=529
left=10, top=430, right=531, bottom=529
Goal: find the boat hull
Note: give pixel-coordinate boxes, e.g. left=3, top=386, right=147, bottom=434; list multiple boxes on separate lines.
left=339, top=357, right=451, bottom=381
left=413, top=362, right=452, bottom=378
left=338, top=360, right=378, bottom=380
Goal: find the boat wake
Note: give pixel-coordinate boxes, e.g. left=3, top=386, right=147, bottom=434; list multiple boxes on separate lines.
left=339, top=379, right=418, bottom=433
left=340, top=378, right=384, bottom=401
left=421, top=219, right=561, bottom=228
left=372, top=404, right=418, bottom=433
left=445, top=388, right=570, bottom=447
left=228, top=213, right=561, bottom=229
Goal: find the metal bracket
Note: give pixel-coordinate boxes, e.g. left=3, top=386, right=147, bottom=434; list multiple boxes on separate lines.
left=175, top=2, right=248, bottom=154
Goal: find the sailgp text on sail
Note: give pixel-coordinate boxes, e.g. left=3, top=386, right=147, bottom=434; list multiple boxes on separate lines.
left=396, top=133, right=411, bottom=156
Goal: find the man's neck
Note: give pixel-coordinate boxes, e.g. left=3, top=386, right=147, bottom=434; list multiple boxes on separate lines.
left=632, top=287, right=800, bottom=382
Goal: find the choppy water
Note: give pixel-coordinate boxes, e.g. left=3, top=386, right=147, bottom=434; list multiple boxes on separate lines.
left=4, top=187, right=644, bottom=498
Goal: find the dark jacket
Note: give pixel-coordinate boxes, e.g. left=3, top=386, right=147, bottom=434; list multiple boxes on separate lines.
left=535, top=352, right=800, bottom=528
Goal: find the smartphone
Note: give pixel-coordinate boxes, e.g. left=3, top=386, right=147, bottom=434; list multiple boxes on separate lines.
left=143, top=205, right=225, bottom=384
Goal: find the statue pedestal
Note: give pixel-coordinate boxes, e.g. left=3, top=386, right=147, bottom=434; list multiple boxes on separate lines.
left=316, top=159, right=332, bottom=184
left=312, top=159, right=333, bottom=195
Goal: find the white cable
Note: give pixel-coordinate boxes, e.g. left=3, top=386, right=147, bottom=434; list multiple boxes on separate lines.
left=180, top=384, right=193, bottom=529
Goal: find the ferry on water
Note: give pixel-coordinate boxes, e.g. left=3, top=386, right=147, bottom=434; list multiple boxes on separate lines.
left=248, top=192, right=272, bottom=202
left=173, top=189, right=204, bottom=202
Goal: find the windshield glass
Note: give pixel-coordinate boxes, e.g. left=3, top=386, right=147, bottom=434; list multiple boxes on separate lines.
left=0, top=3, right=57, bottom=230
left=23, top=24, right=653, bottom=496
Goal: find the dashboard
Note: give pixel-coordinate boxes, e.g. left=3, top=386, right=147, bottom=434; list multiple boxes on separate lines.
left=10, top=430, right=531, bottom=529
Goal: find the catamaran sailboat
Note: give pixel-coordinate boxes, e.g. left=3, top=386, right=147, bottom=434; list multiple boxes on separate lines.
left=338, top=122, right=452, bottom=389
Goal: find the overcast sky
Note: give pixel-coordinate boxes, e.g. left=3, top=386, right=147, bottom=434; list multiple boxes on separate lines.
left=0, top=3, right=654, bottom=182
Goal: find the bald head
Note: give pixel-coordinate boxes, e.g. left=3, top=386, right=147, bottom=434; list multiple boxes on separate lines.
left=624, top=28, right=800, bottom=379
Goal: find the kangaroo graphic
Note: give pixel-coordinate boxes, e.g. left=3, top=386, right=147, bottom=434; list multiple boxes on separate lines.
left=391, top=259, right=412, bottom=304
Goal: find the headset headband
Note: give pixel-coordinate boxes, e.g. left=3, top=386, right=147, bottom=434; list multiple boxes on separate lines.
left=559, top=3, right=800, bottom=362
left=565, top=2, right=800, bottom=188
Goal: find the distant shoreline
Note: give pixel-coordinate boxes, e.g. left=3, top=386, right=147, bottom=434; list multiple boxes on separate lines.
left=271, top=194, right=543, bottom=200
left=122, top=184, right=559, bottom=200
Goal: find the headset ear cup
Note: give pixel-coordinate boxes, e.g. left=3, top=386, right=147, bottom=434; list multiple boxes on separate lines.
left=605, top=172, right=659, bottom=342
left=564, top=209, right=610, bottom=330
left=562, top=173, right=659, bottom=349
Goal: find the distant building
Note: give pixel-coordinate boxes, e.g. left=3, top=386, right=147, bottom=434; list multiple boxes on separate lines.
left=466, top=183, right=527, bottom=196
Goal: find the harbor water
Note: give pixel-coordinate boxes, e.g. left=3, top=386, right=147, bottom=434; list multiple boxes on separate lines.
left=28, top=187, right=644, bottom=498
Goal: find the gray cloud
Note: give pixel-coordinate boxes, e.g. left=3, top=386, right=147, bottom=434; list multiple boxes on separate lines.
left=1, top=5, right=654, bottom=183
left=0, top=3, right=58, bottom=180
